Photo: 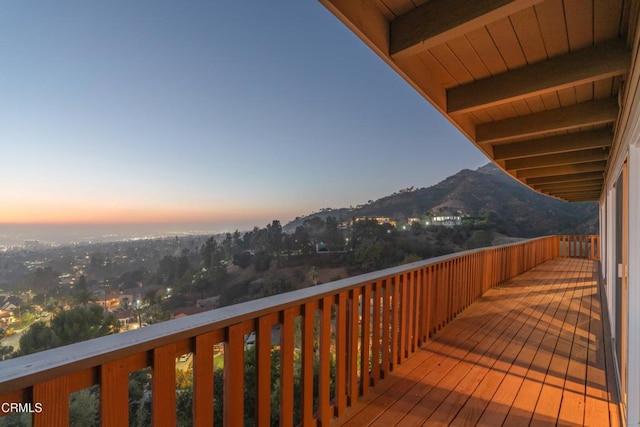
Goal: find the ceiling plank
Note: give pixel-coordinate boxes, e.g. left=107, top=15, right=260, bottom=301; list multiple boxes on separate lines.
left=545, top=190, right=602, bottom=198
left=447, top=38, right=629, bottom=113
left=562, top=196, right=600, bottom=202
left=389, top=0, right=546, bottom=58
left=533, top=178, right=604, bottom=191
left=538, top=184, right=604, bottom=194
left=525, top=171, right=604, bottom=185
left=546, top=191, right=602, bottom=198
left=516, top=160, right=606, bottom=179
left=477, top=98, right=618, bottom=144
left=505, top=147, right=609, bottom=170
left=493, top=128, right=612, bottom=160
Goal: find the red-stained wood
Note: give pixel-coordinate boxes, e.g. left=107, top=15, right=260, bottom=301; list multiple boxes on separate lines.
left=361, top=285, right=371, bottom=395
left=33, top=376, right=69, bottom=427
left=333, top=258, right=620, bottom=426
left=412, top=270, right=421, bottom=350
left=335, top=292, right=348, bottom=416
left=301, top=301, right=317, bottom=425
left=390, top=277, right=400, bottom=367
left=152, top=344, right=176, bottom=426
left=256, top=314, right=273, bottom=427
left=381, top=279, right=391, bottom=377
left=280, top=308, right=295, bottom=427
left=348, top=287, right=361, bottom=404
left=0, top=236, right=603, bottom=426
left=405, top=272, right=414, bottom=356
left=318, top=296, right=333, bottom=426
left=371, top=282, right=381, bottom=386
left=224, top=323, right=245, bottom=427
left=193, top=331, right=217, bottom=426
left=101, top=356, right=139, bottom=427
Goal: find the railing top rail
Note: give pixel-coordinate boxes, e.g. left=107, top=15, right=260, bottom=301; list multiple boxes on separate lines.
left=0, top=234, right=566, bottom=393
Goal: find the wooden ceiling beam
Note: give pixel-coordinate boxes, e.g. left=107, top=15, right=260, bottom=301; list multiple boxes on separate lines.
left=547, top=191, right=601, bottom=197
left=546, top=187, right=602, bottom=194
left=477, top=98, right=618, bottom=144
left=525, top=171, right=604, bottom=185
left=493, top=128, right=613, bottom=160
left=533, top=179, right=604, bottom=192
left=562, top=196, right=600, bottom=202
left=545, top=190, right=602, bottom=199
left=447, top=39, right=629, bottom=113
left=505, top=148, right=609, bottom=170
left=539, top=184, right=604, bottom=195
left=389, top=0, right=545, bottom=58
left=516, top=161, right=606, bottom=179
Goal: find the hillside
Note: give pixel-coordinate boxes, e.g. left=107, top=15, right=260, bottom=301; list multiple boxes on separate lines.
left=285, top=163, right=598, bottom=238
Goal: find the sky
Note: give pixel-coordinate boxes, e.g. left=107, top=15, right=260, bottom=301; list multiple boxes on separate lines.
left=0, top=1, right=488, bottom=236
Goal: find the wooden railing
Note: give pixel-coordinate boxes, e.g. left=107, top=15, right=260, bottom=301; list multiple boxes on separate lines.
left=0, top=235, right=580, bottom=426
left=559, top=234, right=600, bottom=260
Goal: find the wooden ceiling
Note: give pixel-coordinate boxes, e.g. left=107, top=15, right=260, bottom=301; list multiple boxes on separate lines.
left=320, top=0, right=639, bottom=202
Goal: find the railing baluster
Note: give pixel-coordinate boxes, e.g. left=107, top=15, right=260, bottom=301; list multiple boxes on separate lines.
left=371, top=281, right=381, bottom=385
left=413, top=270, right=421, bottom=350
left=390, top=277, right=399, bottom=367
left=348, top=287, right=360, bottom=404
left=399, top=273, right=408, bottom=361
left=256, top=315, right=273, bottom=427
left=318, top=296, right=333, bottom=425
left=224, top=323, right=245, bottom=427
left=194, top=331, right=217, bottom=426
left=301, top=301, right=316, bottom=426
left=33, top=376, right=69, bottom=427
left=101, top=355, right=139, bottom=427
left=335, top=292, right=348, bottom=415
left=280, top=308, right=295, bottom=427
left=381, top=279, right=391, bottom=376
left=360, top=284, right=371, bottom=394
left=152, top=344, right=176, bottom=426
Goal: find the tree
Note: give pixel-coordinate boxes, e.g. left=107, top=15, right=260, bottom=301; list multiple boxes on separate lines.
left=0, top=344, right=14, bottom=360
left=16, top=305, right=120, bottom=356
left=292, top=226, right=313, bottom=255
left=16, top=322, right=61, bottom=356
left=28, top=266, right=59, bottom=292
left=73, top=289, right=96, bottom=307
left=51, top=305, right=119, bottom=344
left=254, top=250, right=272, bottom=272
left=321, top=216, right=344, bottom=250
left=266, top=220, right=283, bottom=255
left=157, top=255, right=178, bottom=283
left=76, top=274, right=88, bottom=291
left=69, top=388, right=99, bottom=427
left=232, top=252, right=252, bottom=269
left=466, top=230, right=493, bottom=249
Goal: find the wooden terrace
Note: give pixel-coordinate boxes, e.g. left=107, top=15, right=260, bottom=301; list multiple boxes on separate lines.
left=0, top=235, right=617, bottom=426
left=334, top=257, right=620, bottom=426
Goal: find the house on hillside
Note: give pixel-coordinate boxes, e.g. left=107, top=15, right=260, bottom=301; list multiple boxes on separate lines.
left=427, top=215, right=462, bottom=227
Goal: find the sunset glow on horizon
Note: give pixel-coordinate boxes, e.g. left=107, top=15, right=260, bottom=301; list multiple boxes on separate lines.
left=1, top=1, right=487, bottom=238
left=0, top=201, right=289, bottom=228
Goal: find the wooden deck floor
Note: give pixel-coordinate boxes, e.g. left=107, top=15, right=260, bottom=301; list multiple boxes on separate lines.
left=334, top=258, right=621, bottom=426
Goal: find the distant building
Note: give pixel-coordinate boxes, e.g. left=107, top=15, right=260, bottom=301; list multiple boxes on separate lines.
left=353, top=217, right=397, bottom=227
left=427, top=215, right=462, bottom=227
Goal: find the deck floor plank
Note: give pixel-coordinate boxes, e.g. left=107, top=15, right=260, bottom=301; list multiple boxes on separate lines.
left=415, top=264, right=568, bottom=427
left=369, top=269, right=554, bottom=426
left=331, top=258, right=621, bottom=426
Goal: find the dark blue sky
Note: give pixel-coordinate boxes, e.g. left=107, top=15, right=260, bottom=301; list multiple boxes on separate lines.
left=0, top=1, right=487, bottom=231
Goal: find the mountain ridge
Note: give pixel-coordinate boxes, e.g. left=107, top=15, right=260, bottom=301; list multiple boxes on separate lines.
left=284, top=163, right=598, bottom=238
